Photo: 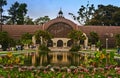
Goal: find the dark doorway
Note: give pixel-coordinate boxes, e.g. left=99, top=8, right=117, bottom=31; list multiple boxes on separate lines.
left=67, top=40, right=73, bottom=47
left=47, top=40, right=53, bottom=47
left=57, top=40, right=63, bottom=47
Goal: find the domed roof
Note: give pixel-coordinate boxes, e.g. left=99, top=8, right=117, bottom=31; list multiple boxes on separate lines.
left=58, top=9, right=63, bottom=17
left=58, top=9, right=63, bottom=15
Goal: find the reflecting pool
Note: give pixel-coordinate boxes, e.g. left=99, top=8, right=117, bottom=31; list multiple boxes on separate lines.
left=24, top=51, right=84, bottom=66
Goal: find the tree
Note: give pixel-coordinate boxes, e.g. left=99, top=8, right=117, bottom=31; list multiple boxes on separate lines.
left=115, top=34, right=120, bottom=47
left=24, top=16, right=34, bottom=25
left=34, top=30, right=53, bottom=45
left=34, top=30, right=53, bottom=51
left=89, top=32, right=99, bottom=45
left=17, top=3, right=27, bottom=24
left=68, top=30, right=86, bottom=46
left=69, top=2, right=95, bottom=25
left=68, top=30, right=86, bottom=51
left=21, top=32, right=33, bottom=45
left=34, top=16, right=50, bottom=25
left=8, top=1, right=19, bottom=24
left=8, top=1, right=27, bottom=25
left=87, top=5, right=120, bottom=26
left=0, top=0, right=7, bottom=31
left=0, top=31, right=13, bottom=50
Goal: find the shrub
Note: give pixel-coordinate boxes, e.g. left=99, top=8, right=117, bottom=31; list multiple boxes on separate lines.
left=69, top=45, right=80, bottom=52
left=39, top=45, right=50, bottom=52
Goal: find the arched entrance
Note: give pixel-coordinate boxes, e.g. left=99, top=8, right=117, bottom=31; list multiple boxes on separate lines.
left=57, top=40, right=63, bottom=47
left=47, top=40, right=53, bottom=47
left=67, top=40, right=73, bottom=47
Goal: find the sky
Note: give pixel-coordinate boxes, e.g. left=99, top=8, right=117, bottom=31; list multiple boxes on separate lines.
left=3, top=0, right=120, bottom=23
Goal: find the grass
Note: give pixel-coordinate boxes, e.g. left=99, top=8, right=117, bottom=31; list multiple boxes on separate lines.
left=0, top=49, right=36, bottom=55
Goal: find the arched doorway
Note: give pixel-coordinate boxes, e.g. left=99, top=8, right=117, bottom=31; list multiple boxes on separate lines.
left=67, top=40, right=73, bottom=47
left=57, top=40, right=63, bottom=47
left=47, top=40, right=53, bottom=47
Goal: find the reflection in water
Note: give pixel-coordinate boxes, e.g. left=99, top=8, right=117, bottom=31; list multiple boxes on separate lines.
left=24, top=52, right=82, bottom=66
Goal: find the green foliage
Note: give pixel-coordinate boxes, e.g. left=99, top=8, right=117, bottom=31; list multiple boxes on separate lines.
left=0, top=31, right=14, bottom=50
left=0, top=52, right=25, bottom=65
left=87, top=5, right=120, bottom=26
left=89, top=32, right=99, bottom=45
left=24, top=16, right=34, bottom=25
left=91, top=50, right=117, bottom=67
left=34, top=16, right=50, bottom=25
left=68, top=30, right=86, bottom=46
left=20, top=32, right=32, bottom=45
left=69, top=2, right=95, bottom=25
left=8, top=1, right=27, bottom=25
left=115, top=34, right=120, bottom=46
left=109, top=51, right=116, bottom=65
left=35, top=30, right=53, bottom=45
left=96, top=40, right=102, bottom=47
left=69, top=45, right=81, bottom=52
left=39, top=44, right=50, bottom=52
left=0, top=0, right=7, bottom=25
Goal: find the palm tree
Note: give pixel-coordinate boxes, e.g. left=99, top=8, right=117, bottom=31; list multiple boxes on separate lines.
left=0, top=0, right=7, bottom=31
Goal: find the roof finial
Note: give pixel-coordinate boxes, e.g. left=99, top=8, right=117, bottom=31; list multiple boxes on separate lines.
left=58, top=8, right=63, bottom=17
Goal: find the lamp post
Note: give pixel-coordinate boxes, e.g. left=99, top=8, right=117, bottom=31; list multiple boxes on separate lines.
left=106, top=38, right=108, bottom=50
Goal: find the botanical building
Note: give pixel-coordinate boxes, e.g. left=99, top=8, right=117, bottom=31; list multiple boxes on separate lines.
left=2, top=11, right=120, bottom=50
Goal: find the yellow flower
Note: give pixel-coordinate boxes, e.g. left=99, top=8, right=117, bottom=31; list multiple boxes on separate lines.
left=7, top=52, right=13, bottom=58
left=100, top=54, right=105, bottom=59
left=15, top=57, right=20, bottom=64
left=107, top=54, right=110, bottom=58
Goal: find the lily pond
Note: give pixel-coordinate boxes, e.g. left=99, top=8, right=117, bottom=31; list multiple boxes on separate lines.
left=0, top=51, right=120, bottom=78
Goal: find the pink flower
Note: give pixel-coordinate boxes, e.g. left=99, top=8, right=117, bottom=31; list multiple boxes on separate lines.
left=117, top=70, right=120, bottom=74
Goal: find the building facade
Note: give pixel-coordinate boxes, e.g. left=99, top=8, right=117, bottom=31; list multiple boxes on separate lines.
left=2, top=11, right=120, bottom=50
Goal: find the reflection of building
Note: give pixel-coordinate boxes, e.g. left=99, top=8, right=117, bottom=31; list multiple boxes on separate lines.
left=29, top=52, right=80, bottom=66
left=3, top=10, right=120, bottom=49
left=48, top=52, right=71, bottom=66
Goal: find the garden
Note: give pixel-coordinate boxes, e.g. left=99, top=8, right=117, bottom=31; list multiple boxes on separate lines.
left=0, top=50, right=120, bottom=78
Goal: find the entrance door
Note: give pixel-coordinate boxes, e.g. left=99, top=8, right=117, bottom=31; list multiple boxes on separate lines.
left=57, top=40, right=63, bottom=47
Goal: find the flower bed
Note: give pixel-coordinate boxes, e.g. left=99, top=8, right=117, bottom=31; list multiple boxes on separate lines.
left=0, top=50, right=119, bottom=77
left=0, top=65, right=120, bottom=78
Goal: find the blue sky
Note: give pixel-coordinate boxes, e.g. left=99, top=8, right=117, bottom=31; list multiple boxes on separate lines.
left=3, top=0, right=120, bottom=22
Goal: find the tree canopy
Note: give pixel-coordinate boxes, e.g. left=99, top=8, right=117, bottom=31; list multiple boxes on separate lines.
left=7, top=1, right=27, bottom=25
left=35, top=30, right=53, bottom=45
left=115, top=34, right=120, bottom=47
left=89, top=32, right=99, bottom=45
left=68, top=30, right=86, bottom=46
left=0, top=31, right=14, bottom=50
left=0, top=0, right=7, bottom=30
left=69, top=2, right=95, bottom=25
left=34, top=16, right=50, bottom=25
left=86, top=5, right=120, bottom=26
left=1, top=1, right=120, bottom=26
left=20, top=32, right=33, bottom=45
left=69, top=3, right=120, bottom=26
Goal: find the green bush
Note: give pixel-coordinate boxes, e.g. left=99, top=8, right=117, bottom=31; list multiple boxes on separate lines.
left=69, top=45, right=80, bottom=52
left=39, top=45, right=50, bottom=52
